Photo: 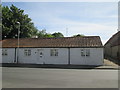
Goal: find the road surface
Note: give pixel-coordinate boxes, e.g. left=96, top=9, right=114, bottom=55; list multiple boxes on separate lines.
left=2, top=67, right=118, bottom=88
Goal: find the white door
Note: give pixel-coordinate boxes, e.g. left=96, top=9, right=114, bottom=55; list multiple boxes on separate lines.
left=37, top=49, right=45, bottom=64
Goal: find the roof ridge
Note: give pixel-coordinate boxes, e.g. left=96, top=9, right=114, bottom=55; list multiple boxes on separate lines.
left=1, top=36, right=100, bottom=40
left=104, top=31, right=120, bottom=45
left=2, top=36, right=103, bottom=48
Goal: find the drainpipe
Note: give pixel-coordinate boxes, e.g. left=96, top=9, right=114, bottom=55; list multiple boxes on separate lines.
left=14, top=48, right=17, bottom=63
left=68, top=48, right=70, bottom=65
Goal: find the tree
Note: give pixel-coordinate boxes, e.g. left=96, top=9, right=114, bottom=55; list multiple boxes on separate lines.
left=0, top=5, right=2, bottom=40
left=52, top=32, right=64, bottom=37
left=2, top=4, right=38, bottom=39
left=37, top=30, right=64, bottom=38
left=37, top=29, right=48, bottom=38
left=37, top=29, right=53, bottom=38
left=44, top=33, right=54, bottom=38
left=72, top=34, right=85, bottom=37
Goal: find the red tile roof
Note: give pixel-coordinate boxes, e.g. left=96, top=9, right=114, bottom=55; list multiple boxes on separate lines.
left=1, top=36, right=103, bottom=48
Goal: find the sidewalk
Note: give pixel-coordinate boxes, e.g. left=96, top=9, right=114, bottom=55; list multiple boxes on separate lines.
left=97, top=59, right=118, bottom=70
left=95, top=65, right=118, bottom=69
left=1, top=59, right=119, bottom=70
left=2, top=63, right=119, bottom=70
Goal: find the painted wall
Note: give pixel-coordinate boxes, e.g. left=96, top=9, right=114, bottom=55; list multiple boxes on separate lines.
left=70, top=48, right=103, bottom=65
left=18, top=48, right=68, bottom=64
left=2, top=48, right=103, bottom=65
left=18, top=48, right=38, bottom=64
left=2, top=48, right=15, bottom=63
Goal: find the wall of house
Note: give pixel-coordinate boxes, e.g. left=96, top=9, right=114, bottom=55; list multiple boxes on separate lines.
left=104, top=44, right=120, bottom=60
left=104, top=44, right=112, bottom=57
left=104, top=31, right=120, bottom=60
left=18, top=48, right=38, bottom=64
left=43, top=48, right=68, bottom=64
left=111, top=46, right=118, bottom=58
left=18, top=48, right=68, bottom=64
left=70, top=48, right=103, bottom=65
left=2, top=48, right=103, bottom=65
left=2, top=48, right=15, bottom=63
left=111, top=45, right=120, bottom=59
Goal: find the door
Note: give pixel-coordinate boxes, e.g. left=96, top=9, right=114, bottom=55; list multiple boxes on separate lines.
left=37, top=49, right=45, bottom=64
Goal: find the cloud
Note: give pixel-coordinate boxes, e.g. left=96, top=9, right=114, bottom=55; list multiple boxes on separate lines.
left=2, top=0, right=120, bottom=2
left=2, top=2, right=118, bottom=44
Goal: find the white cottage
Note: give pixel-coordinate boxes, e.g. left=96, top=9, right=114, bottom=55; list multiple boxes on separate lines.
left=2, top=36, right=103, bottom=65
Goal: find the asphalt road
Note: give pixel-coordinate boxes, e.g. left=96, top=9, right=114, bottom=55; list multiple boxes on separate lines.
left=2, top=67, right=118, bottom=88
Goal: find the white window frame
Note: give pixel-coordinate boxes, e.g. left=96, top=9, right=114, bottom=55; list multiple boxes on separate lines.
left=50, top=49, right=58, bottom=56
left=24, top=49, right=31, bottom=56
left=38, top=49, right=44, bottom=58
left=81, top=49, right=90, bottom=57
left=81, top=49, right=85, bottom=56
left=86, top=49, right=90, bottom=56
left=2, top=49, right=8, bottom=56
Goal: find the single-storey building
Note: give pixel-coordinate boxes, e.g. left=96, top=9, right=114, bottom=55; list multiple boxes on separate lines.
left=104, top=31, right=120, bottom=60
left=1, top=36, right=104, bottom=65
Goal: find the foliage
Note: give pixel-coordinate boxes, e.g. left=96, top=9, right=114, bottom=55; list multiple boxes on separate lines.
left=72, top=34, right=85, bottom=37
left=2, top=4, right=38, bottom=39
left=37, top=29, right=46, bottom=38
left=37, top=30, right=64, bottom=38
left=2, top=4, right=85, bottom=39
left=44, top=33, right=54, bottom=38
left=0, top=5, right=1, bottom=26
left=52, top=32, right=64, bottom=37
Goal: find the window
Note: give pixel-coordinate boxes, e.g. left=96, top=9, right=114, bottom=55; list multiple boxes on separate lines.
left=86, top=49, right=90, bottom=56
left=24, top=49, right=31, bottom=56
left=81, top=49, right=90, bottom=57
left=40, top=52, right=43, bottom=57
left=50, top=49, right=58, bottom=56
left=2, top=49, right=8, bottom=56
left=81, top=49, right=85, bottom=56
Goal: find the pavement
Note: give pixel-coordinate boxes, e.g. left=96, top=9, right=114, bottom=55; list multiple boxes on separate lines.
left=2, top=64, right=118, bottom=70
left=102, top=59, right=118, bottom=69
left=2, top=67, right=118, bottom=88
left=1, top=59, right=119, bottom=70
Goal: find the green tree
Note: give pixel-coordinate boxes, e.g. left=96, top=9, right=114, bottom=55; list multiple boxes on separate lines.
left=2, top=4, right=38, bottom=39
left=37, top=29, right=47, bottom=38
left=37, top=29, right=54, bottom=38
left=72, top=34, right=85, bottom=37
left=52, top=32, right=64, bottom=37
left=0, top=5, right=2, bottom=40
left=44, top=33, right=54, bottom=38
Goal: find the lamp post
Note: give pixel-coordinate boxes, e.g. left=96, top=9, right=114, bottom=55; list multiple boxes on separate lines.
left=16, top=22, right=20, bottom=63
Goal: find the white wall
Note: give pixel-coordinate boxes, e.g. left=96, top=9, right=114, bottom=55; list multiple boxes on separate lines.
left=70, top=48, right=103, bottom=65
left=44, top=48, right=68, bottom=64
left=18, top=48, right=68, bottom=64
left=2, top=48, right=103, bottom=65
left=2, top=48, right=15, bottom=63
left=18, top=48, right=38, bottom=64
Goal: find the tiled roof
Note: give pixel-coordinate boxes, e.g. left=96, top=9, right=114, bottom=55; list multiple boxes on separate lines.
left=2, top=36, right=103, bottom=48
left=105, top=31, right=120, bottom=46
left=111, top=37, right=120, bottom=47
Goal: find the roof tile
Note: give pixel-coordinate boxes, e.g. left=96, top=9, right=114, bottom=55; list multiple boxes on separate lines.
left=2, top=36, right=103, bottom=48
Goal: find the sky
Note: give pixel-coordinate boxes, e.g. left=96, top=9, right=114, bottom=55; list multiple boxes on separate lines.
left=2, top=2, right=118, bottom=44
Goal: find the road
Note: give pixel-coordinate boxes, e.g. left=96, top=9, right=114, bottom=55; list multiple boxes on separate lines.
left=2, top=67, right=118, bottom=88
